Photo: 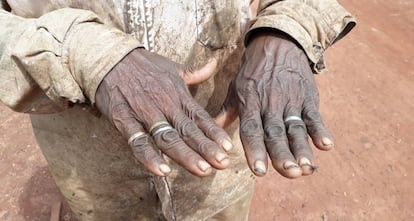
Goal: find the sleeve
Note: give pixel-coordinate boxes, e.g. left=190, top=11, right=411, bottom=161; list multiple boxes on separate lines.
left=0, top=7, right=142, bottom=113
left=246, top=0, right=356, bottom=73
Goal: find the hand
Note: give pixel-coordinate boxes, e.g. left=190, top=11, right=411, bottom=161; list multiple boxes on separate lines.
left=95, top=49, right=233, bottom=177
left=216, top=33, right=334, bottom=178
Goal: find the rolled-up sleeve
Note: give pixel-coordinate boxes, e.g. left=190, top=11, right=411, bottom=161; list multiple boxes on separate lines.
left=246, top=0, right=356, bottom=73
left=0, top=8, right=142, bottom=113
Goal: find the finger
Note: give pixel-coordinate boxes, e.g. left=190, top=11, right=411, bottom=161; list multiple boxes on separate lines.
left=263, top=113, right=301, bottom=179
left=214, top=106, right=237, bottom=129
left=122, top=86, right=213, bottom=176
left=172, top=112, right=230, bottom=169
left=261, top=69, right=302, bottom=178
left=284, top=106, right=314, bottom=176
left=240, top=110, right=268, bottom=176
left=181, top=98, right=233, bottom=152
left=152, top=127, right=214, bottom=177
left=215, top=81, right=238, bottom=128
left=178, top=58, right=218, bottom=85
left=238, top=86, right=268, bottom=176
left=129, top=131, right=172, bottom=177
left=133, top=103, right=214, bottom=177
left=109, top=94, right=170, bottom=176
left=302, top=100, right=334, bottom=151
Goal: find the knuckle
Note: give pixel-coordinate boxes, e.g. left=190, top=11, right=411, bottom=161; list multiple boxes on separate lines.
left=171, top=114, right=187, bottom=128
left=264, top=119, right=285, bottom=141
left=156, top=129, right=181, bottom=150
left=286, top=122, right=307, bottom=135
left=111, top=103, right=131, bottom=122
left=240, top=117, right=262, bottom=137
left=183, top=102, right=200, bottom=118
left=193, top=109, right=211, bottom=122
left=196, top=140, right=216, bottom=156
left=307, top=124, right=327, bottom=136
left=131, top=135, right=151, bottom=148
left=303, top=110, right=322, bottom=123
left=206, top=126, right=223, bottom=140
left=178, top=119, right=199, bottom=138
left=130, top=136, right=159, bottom=162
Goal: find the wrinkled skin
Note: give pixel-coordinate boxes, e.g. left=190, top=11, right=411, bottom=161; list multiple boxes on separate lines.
left=95, top=48, right=233, bottom=177
left=216, top=32, right=334, bottom=179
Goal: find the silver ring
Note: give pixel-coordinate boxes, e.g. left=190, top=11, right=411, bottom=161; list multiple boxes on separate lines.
left=149, top=121, right=174, bottom=136
left=152, top=125, right=174, bottom=136
left=128, top=132, right=146, bottom=146
left=284, top=116, right=302, bottom=123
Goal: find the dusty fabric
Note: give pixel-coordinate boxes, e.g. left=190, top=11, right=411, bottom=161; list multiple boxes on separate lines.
left=0, top=0, right=355, bottom=220
left=249, top=0, right=356, bottom=73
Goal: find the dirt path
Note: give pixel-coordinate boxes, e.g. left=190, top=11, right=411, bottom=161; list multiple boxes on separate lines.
left=1, top=1, right=413, bottom=220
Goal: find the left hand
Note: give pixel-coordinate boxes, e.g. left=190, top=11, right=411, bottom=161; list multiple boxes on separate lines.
left=216, top=32, right=334, bottom=179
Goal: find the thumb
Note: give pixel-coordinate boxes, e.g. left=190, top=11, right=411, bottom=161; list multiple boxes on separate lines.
left=215, top=105, right=238, bottom=128
left=214, top=81, right=239, bottom=128
left=178, top=58, right=218, bottom=85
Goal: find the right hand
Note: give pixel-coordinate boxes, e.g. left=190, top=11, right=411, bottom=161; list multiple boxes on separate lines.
left=95, top=49, right=233, bottom=177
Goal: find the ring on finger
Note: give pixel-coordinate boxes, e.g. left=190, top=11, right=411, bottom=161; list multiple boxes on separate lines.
left=284, top=116, right=302, bottom=123
left=149, top=121, right=174, bottom=136
left=128, top=132, right=147, bottom=146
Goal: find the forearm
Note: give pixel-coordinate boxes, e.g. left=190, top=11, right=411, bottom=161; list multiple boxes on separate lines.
left=0, top=8, right=142, bottom=113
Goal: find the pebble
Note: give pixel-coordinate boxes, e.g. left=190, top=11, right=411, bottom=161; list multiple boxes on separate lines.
left=363, top=142, right=373, bottom=149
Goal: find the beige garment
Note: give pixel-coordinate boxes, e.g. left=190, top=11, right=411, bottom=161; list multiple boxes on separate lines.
left=0, top=0, right=355, bottom=220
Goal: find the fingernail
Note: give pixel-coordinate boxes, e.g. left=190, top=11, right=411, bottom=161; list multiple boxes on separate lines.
left=254, top=160, right=266, bottom=175
left=215, top=152, right=228, bottom=163
left=322, top=137, right=334, bottom=146
left=222, top=139, right=233, bottom=151
left=159, top=164, right=172, bottom=174
left=299, top=158, right=312, bottom=167
left=283, top=161, right=299, bottom=170
left=197, top=161, right=211, bottom=172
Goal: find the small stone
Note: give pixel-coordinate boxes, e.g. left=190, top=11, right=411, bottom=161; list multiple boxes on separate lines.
left=387, top=165, right=394, bottom=173
left=363, top=142, right=373, bottom=149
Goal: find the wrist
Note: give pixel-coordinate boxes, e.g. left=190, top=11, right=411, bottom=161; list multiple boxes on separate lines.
left=246, top=28, right=301, bottom=48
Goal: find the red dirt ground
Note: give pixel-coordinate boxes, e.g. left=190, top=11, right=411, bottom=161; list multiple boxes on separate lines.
left=1, top=1, right=413, bottom=220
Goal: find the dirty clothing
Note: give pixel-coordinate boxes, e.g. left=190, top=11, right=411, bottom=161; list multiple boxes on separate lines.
left=0, top=0, right=355, bottom=220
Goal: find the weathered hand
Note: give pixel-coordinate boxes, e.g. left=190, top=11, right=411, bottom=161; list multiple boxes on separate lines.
left=216, top=33, right=334, bottom=178
left=96, top=49, right=233, bottom=177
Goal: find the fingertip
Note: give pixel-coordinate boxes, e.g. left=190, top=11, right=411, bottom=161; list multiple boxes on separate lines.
left=221, top=138, right=233, bottom=152
left=253, top=160, right=267, bottom=176
left=214, top=152, right=230, bottom=169
left=322, top=137, right=334, bottom=147
left=298, top=158, right=314, bottom=176
left=197, top=161, right=212, bottom=173
left=158, top=164, right=172, bottom=175
left=314, top=137, right=334, bottom=151
left=273, top=160, right=302, bottom=179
